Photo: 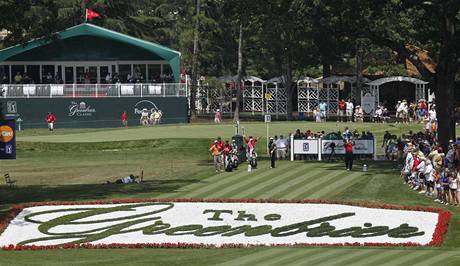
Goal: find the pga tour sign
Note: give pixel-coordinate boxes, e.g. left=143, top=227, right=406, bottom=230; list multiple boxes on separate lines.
left=0, top=201, right=444, bottom=247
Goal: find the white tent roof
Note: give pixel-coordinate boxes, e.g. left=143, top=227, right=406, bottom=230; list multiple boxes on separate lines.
left=218, top=75, right=264, bottom=83
left=367, top=76, right=428, bottom=86
left=267, top=76, right=319, bottom=84
left=319, top=75, right=370, bottom=84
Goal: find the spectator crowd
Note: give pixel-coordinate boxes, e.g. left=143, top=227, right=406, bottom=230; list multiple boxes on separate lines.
left=400, top=130, right=460, bottom=206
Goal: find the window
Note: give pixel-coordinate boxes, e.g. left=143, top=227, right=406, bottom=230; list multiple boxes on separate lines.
left=118, top=64, right=131, bottom=83
left=148, top=64, right=161, bottom=82
left=133, top=64, right=146, bottom=82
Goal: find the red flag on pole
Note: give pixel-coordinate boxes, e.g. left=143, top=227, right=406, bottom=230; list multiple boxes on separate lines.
left=86, top=9, right=100, bottom=21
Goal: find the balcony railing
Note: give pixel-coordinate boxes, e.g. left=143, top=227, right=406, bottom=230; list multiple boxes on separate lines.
left=0, top=83, right=188, bottom=98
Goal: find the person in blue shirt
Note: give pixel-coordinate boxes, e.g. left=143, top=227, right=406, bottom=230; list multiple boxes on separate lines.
left=319, top=102, right=327, bottom=122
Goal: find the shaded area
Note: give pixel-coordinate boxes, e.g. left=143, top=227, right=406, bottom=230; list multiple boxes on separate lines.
left=0, top=179, right=200, bottom=212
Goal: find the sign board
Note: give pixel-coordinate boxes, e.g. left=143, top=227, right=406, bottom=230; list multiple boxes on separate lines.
left=264, top=115, right=271, bottom=123
left=293, top=139, right=319, bottom=154
left=0, top=119, right=16, bottom=159
left=362, top=93, right=375, bottom=114
left=321, top=139, right=374, bottom=155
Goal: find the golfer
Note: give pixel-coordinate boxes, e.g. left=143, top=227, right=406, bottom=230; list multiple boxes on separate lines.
left=268, top=137, right=277, bottom=168
left=46, top=112, right=56, bottom=131
left=344, top=139, right=354, bottom=170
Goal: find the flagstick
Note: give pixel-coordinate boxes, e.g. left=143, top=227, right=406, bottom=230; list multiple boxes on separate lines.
left=85, top=8, right=87, bottom=23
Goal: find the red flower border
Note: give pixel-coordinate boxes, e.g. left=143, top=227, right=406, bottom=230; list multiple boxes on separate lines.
left=0, top=198, right=451, bottom=251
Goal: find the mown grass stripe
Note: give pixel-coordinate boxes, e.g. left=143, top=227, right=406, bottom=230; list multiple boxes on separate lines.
left=205, top=163, right=310, bottom=199
left=169, top=168, right=258, bottom=198
left=324, top=173, right=377, bottom=199
left=277, top=169, right=343, bottom=199
left=179, top=163, right=292, bottom=198
left=329, top=249, right=376, bottom=266
left=254, top=248, right=322, bottom=266
left=315, top=249, right=375, bottom=266
left=229, top=165, right=324, bottom=199
left=376, top=251, right=430, bottom=266
left=286, top=249, right=351, bottom=266
left=259, top=167, right=330, bottom=199
left=216, top=248, right=289, bottom=266
left=305, top=171, right=365, bottom=199
left=352, top=250, right=406, bottom=266
left=416, top=252, right=458, bottom=266
left=242, top=166, right=326, bottom=199
left=285, top=168, right=348, bottom=199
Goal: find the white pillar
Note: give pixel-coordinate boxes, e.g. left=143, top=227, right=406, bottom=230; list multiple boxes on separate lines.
left=318, top=138, right=322, bottom=161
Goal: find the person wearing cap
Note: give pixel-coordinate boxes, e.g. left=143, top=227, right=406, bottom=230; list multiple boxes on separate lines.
left=415, top=154, right=426, bottom=192
left=344, top=138, right=354, bottom=170
left=140, top=108, right=149, bottom=126
left=214, top=109, right=222, bottom=123
left=346, top=99, right=354, bottom=122
left=268, top=137, right=277, bottom=168
left=424, top=158, right=435, bottom=196
left=46, top=112, right=56, bottom=131
left=209, top=140, right=223, bottom=172
left=354, top=105, right=363, bottom=122
left=402, top=143, right=414, bottom=184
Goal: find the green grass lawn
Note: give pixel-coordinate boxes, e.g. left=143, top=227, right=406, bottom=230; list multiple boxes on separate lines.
left=1, top=122, right=460, bottom=266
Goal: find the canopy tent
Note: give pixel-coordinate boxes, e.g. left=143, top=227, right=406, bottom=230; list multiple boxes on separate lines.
left=218, top=75, right=264, bottom=83
left=362, top=76, right=428, bottom=114
left=318, top=75, right=370, bottom=85
left=0, top=23, right=181, bottom=82
left=366, top=76, right=428, bottom=86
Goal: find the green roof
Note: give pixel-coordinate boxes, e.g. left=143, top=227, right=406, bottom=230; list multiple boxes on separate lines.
left=0, top=23, right=181, bottom=82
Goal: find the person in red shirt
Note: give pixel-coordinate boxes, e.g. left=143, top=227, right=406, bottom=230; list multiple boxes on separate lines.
left=223, top=140, right=233, bottom=169
left=46, top=112, right=56, bottom=131
left=338, top=99, right=346, bottom=122
left=344, top=139, right=353, bottom=170
left=121, top=111, right=128, bottom=128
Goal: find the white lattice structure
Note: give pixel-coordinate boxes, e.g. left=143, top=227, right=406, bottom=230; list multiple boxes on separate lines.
left=297, top=77, right=320, bottom=113
left=242, top=76, right=265, bottom=113
left=265, top=78, right=287, bottom=115
left=195, top=86, right=233, bottom=114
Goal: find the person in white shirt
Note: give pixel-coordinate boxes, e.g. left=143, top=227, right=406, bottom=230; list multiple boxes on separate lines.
left=402, top=144, right=414, bottom=184
left=140, top=108, right=149, bottom=125
left=107, top=174, right=139, bottom=184
left=429, top=107, right=436, bottom=121
left=346, top=100, right=354, bottom=122
left=400, top=100, right=409, bottom=124
left=105, top=73, right=112, bottom=84
left=395, top=101, right=402, bottom=123
left=374, top=106, right=383, bottom=123
left=354, top=105, right=363, bottom=122
left=424, top=159, right=435, bottom=196
left=276, top=135, right=288, bottom=159
left=414, top=155, right=426, bottom=192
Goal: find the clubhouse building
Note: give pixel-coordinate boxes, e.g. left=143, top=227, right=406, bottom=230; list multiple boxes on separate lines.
left=0, top=23, right=181, bottom=84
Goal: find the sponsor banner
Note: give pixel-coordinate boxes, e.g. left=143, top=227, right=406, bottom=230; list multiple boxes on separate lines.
left=362, top=93, right=375, bottom=114
left=0, top=97, right=187, bottom=128
left=322, top=139, right=374, bottom=155
left=293, top=139, right=319, bottom=154
left=0, top=201, right=439, bottom=247
left=0, top=119, right=16, bottom=159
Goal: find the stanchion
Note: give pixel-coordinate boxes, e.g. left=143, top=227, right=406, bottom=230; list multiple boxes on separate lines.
left=318, top=137, right=322, bottom=161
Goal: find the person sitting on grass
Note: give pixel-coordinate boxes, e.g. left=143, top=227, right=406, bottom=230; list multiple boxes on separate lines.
left=106, top=174, right=139, bottom=184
